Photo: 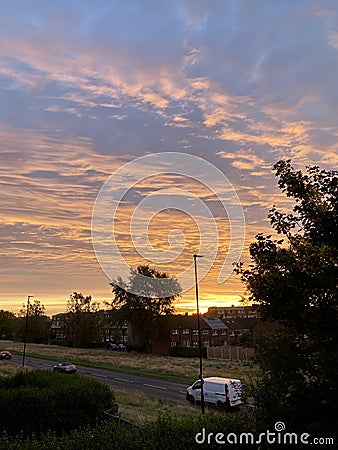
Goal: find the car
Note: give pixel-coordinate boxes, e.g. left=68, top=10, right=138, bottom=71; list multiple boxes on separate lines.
left=0, top=351, right=12, bottom=360
left=106, top=342, right=127, bottom=352
left=52, top=362, right=77, bottom=374
left=186, top=377, right=243, bottom=409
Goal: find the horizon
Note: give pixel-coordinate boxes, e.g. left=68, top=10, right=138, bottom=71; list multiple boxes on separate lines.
left=1, top=292, right=246, bottom=317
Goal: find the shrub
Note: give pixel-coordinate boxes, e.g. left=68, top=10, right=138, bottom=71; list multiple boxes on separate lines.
left=0, top=370, right=117, bottom=436
left=0, top=409, right=256, bottom=449
left=125, top=343, right=146, bottom=353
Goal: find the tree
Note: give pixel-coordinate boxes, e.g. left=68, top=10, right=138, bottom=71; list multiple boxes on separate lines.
left=236, top=160, right=338, bottom=436
left=109, top=265, right=181, bottom=352
left=17, top=300, right=50, bottom=344
left=0, top=310, right=17, bottom=340
left=64, top=292, right=101, bottom=347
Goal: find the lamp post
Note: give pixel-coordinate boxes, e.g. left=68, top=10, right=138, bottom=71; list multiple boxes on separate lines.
left=22, top=295, right=33, bottom=367
left=193, top=254, right=205, bottom=414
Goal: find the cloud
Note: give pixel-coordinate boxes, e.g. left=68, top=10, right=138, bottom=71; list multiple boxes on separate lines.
left=1, top=1, right=338, bottom=313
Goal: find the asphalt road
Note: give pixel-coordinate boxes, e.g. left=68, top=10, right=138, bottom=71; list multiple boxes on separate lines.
left=9, top=354, right=191, bottom=405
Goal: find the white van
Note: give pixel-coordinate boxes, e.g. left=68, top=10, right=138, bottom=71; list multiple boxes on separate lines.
left=186, top=377, right=243, bottom=408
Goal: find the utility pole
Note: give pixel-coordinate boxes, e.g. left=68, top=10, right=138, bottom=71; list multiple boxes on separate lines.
left=22, top=295, right=33, bottom=367
left=193, top=254, right=205, bottom=414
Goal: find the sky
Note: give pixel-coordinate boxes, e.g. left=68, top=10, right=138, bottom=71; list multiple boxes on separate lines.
left=1, top=0, right=338, bottom=316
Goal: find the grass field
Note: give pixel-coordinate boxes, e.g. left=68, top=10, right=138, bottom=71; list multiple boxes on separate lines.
left=0, top=342, right=257, bottom=426
left=112, top=389, right=201, bottom=425
left=0, top=340, right=257, bottom=385
left=0, top=361, right=228, bottom=426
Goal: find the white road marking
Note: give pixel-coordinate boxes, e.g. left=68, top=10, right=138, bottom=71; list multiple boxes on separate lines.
left=114, top=377, right=134, bottom=383
left=143, top=383, right=167, bottom=390
left=178, top=390, right=186, bottom=394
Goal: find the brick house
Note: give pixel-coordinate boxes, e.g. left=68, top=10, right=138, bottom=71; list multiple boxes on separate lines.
left=152, top=315, right=269, bottom=355
left=152, top=314, right=229, bottom=355
left=221, top=317, right=260, bottom=345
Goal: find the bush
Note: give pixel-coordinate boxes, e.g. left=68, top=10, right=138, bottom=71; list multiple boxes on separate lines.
left=125, top=343, right=146, bottom=353
left=0, top=410, right=255, bottom=449
left=49, top=340, right=73, bottom=347
left=86, top=342, right=106, bottom=349
left=0, top=370, right=117, bottom=436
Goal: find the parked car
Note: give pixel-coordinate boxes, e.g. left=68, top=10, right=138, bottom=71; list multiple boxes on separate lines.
left=0, top=351, right=12, bottom=360
left=52, top=362, right=77, bottom=374
left=106, top=342, right=127, bottom=352
left=186, top=377, right=242, bottom=409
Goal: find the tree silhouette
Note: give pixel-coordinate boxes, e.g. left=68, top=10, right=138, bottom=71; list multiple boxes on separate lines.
left=236, top=160, right=338, bottom=436
left=109, top=265, right=181, bottom=352
left=65, top=292, right=101, bottom=347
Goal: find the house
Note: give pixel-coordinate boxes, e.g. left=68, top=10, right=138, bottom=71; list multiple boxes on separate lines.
left=202, top=317, right=228, bottom=346
left=152, top=314, right=229, bottom=355
left=50, top=313, right=69, bottom=340
left=152, top=315, right=273, bottom=355
left=101, top=310, right=129, bottom=344
left=221, top=317, right=260, bottom=345
left=206, top=304, right=260, bottom=319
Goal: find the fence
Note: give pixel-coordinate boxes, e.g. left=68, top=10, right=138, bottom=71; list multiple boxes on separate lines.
left=103, top=411, right=135, bottom=430
left=207, top=346, right=255, bottom=362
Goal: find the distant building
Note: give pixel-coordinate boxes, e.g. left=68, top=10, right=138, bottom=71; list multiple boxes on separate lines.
left=50, top=313, right=69, bottom=340
left=205, top=304, right=260, bottom=319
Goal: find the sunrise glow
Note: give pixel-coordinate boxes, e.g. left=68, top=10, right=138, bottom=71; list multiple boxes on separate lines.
left=1, top=2, right=338, bottom=316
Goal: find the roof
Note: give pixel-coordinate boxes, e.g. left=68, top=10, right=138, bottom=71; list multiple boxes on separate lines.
left=158, top=314, right=211, bottom=330
left=203, top=377, right=242, bottom=383
left=222, top=317, right=260, bottom=330
left=202, top=317, right=228, bottom=330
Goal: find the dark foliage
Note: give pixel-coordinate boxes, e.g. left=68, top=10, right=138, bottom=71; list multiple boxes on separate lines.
left=0, top=410, right=255, bottom=450
left=0, top=370, right=117, bottom=436
left=236, top=160, right=338, bottom=437
left=109, top=265, right=181, bottom=352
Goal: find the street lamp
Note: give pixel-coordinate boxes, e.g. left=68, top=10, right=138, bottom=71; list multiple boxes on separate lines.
left=193, top=254, right=205, bottom=414
left=22, top=295, right=33, bottom=367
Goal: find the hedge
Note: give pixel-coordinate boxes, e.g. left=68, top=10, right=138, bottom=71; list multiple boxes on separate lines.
left=0, top=370, right=117, bottom=436
left=0, top=410, right=256, bottom=450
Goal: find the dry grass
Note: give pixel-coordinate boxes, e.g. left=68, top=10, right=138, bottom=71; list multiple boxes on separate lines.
left=0, top=363, right=200, bottom=426
left=0, top=340, right=257, bottom=384
left=0, top=361, right=23, bottom=377
left=112, top=389, right=199, bottom=425
left=0, top=346, right=252, bottom=426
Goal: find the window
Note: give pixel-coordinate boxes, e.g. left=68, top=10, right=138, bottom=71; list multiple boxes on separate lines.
left=170, top=341, right=177, bottom=347
left=229, top=331, right=235, bottom=337
left=202, top=329, right=209, bottom=335
left=183, top=340, right=190, bottom=347
left=171, top=329, right=178, bottom=335
left=193, top=329, right=199, bottom=335
left=212, top=330, right=218, bottom=336
left=192, top=381, right=202, bottom=390
left=221, top=330, right=227, bottom=335
left=182, top=328, right=190, bottom=334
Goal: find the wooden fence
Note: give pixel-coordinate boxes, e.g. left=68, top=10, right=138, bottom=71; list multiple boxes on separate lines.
left=207, top=346, right=255, bottom=362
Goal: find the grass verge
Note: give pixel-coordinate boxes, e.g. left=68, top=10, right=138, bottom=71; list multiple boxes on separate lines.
left=1, top=340, right=258, bottom=385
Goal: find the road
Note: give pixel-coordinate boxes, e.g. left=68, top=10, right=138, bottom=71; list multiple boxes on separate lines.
left=9, top=354, right=190, bottom=405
